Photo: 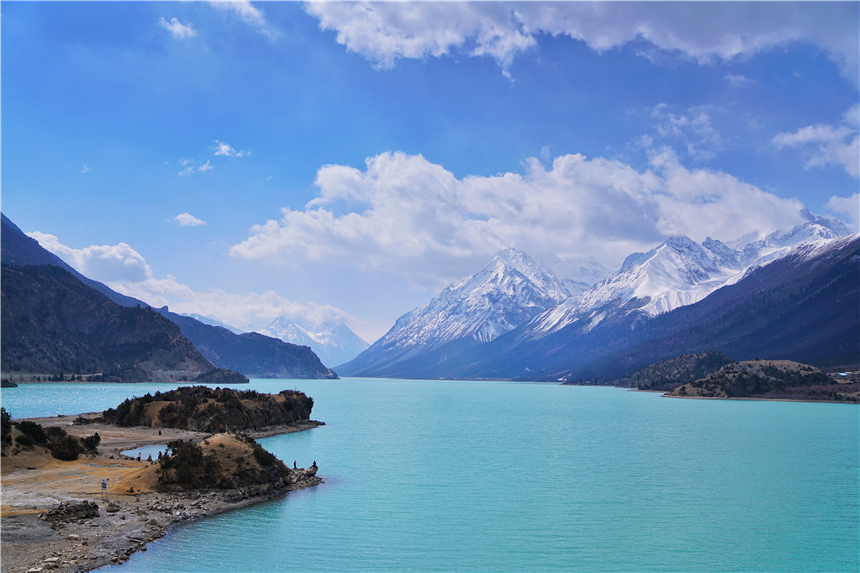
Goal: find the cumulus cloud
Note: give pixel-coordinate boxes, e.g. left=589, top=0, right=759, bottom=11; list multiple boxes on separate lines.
left=772, top=104, right=860, bottom=178
left=229, top=150, right=807, bottom=283
left=25, top=231, right=366, bottom=337
left=304, top=2, right=859, bottom=84
left=27, top=232, right=153, bottom=284
left=213, top=140, right=248, bottom=157
left=826, top=193, right=860, bottom=231
left=159, top=17, right=197, bottom=39
left=174, top=213, right=206, bottom=227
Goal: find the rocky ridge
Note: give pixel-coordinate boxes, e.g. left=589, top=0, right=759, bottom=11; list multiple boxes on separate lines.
left=667, top=359, right=860, bottom=401
left=1, top=264, right=215, bottom=381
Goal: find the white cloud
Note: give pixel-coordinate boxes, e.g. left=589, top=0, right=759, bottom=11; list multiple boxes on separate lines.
left=772, top=105, right=860, bottom=178
left=27, top=232, right=154, bottom=284
left=229, top=150, right=806, bottom=284
left=80, top=164, right=90, bottom=174
left=209, top=1, right=276, bottom=38
left=178, top=158, right=217, bottom=176
left=174, top=213, right=207, bottom=227
left=304, top=2, right=859, bottom=85
left=25, top=231, right=368, bottom=339
left=649, top=105, right=727, bottom=162
left=725, top=73, right=754, bottom=87
left=213, top=140, right=248, bottom=157
left=826, top=193, right=860, bottom=232
left=159, top=17, right=197, bottom=39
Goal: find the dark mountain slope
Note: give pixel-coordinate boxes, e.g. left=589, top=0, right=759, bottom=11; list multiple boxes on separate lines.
left=155, top=309, right=337, bottom=379
left=536, top=236, right=860, bottom=381
left=1, top=264, right=214, bottom=380
left=1, top=213, right=146, bottom=308
left=2, top=213, right=337, bottom=380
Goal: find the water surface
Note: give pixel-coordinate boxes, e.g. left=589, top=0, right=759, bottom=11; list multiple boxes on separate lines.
left=3, top=379, right=857, bottom=571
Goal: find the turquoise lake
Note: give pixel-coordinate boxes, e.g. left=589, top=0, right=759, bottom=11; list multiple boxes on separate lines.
left=3, top=379, right=858, bottom=572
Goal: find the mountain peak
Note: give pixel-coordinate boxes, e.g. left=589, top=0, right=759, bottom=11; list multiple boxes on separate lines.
left=338, top=248, right=573, bottom=376
left=259, top=318, right=369, bottom=368
left=800, top=208, right=849, bottom=236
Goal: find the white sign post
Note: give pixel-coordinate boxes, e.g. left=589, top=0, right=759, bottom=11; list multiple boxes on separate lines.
left=101, top=477, right=108, bottom=500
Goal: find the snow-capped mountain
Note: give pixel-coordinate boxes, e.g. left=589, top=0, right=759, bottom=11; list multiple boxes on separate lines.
left=529, top=217, right=850, bottom=337
left=538, top=254, right=611, bottom=300
left=259, top=318, right=369, bottom=368
left=338, top=248, right=570, bottom=376
left=181, top=313, right=244, bottom=334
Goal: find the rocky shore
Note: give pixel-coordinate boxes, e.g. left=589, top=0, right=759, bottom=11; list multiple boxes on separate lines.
left=1, top=416, right=325, bottom=573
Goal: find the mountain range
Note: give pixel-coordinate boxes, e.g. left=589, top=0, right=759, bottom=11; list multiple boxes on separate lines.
left=258, top=318, right=369, bottom=369
left=337, top=248, right=570, bottom=377
left=339, top=212, right=859, bottom=381
left=1, top=214, right=336, bottom=380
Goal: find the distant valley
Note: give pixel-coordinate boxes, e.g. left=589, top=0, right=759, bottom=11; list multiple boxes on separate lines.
left=4, top=209, right=858, bottom=391
left=1, top=214, right=336, bottom=381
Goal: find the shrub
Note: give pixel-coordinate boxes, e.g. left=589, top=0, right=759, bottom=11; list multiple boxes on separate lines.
left=51, top=435, right=81, bottom=461
left=160, top=440, right=221, bottom=488
left=15, top=435, right=33, bottom=447
left=81, top=433, right=101, bottom=451
left=17, top=421, right=48, bottom=444
left=253, top=443, right=278, bottom=467
left=45, top=426, right=68, bottom=441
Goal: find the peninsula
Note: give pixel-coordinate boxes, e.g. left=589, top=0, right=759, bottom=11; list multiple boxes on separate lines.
left=1, top=387, right=325, bottom=573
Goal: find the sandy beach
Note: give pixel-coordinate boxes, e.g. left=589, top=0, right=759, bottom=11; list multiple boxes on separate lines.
left=1, top=415, right=324, bottom=573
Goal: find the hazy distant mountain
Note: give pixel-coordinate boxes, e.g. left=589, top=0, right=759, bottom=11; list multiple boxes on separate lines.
left=538, top=254, right=611, bottom=300
left=182, top=313, right=244, bottom=335
left=338, top=248, right=570, bottom=377
left=156, top=309, right=338, bottom=379
left=259, top=318, right=369, bottom=368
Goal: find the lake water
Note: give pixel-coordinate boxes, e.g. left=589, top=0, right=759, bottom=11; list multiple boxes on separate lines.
left=2, top=379, right=858, bottom=572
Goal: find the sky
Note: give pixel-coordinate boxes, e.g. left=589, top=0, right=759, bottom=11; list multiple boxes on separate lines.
left=2, top=1, right=858, bottom=343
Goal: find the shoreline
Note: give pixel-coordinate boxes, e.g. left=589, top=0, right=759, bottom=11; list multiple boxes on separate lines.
left=1, top=416, right=325, bottom=573
left=623, top=386, right=858, bottom=404
left=661, top=393, right=859, bottom=404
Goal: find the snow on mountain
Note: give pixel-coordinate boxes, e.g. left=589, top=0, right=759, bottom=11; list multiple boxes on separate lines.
left=530, top=216, right=850, bottom=336
left=358, top=248, right=570, bottom=361
left=538, top=254, right=612, bottom=300
left=182, top=313, right=245, bottom=334
left=259, top=317, right=369, bottom=368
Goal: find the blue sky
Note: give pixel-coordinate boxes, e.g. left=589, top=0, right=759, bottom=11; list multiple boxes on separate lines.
left=3, top=1, right=858, bottom=342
